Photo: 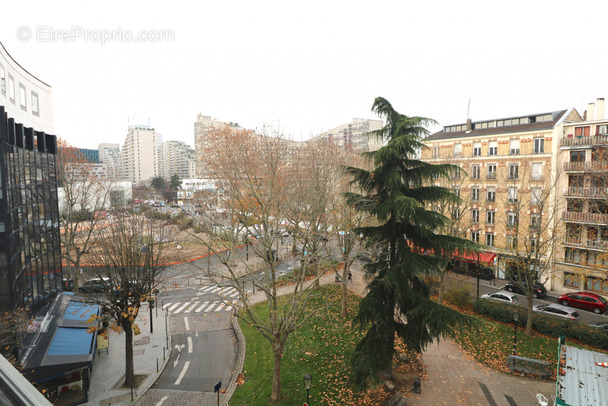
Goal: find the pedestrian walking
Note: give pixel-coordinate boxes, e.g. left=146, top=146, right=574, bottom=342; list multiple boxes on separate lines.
left=348, top=271, right=353, bottom=283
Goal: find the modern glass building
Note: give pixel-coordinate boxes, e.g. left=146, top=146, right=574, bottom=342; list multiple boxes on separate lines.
left=0, top=106, right=62, bottom=312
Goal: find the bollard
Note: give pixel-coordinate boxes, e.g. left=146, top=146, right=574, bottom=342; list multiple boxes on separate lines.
left=413, top=377, right=421, bottom=394
left=157, top=358, right=159, bottom=372
left=163, top=347, right=165, bottom=360
left=130, top=384, right=134, bottom=401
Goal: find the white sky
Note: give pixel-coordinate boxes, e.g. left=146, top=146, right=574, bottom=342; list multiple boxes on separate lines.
left=2, top=1, right=607, bottom=149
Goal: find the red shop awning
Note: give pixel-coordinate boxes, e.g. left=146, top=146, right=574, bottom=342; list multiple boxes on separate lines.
left=454, top=250, right=496, bottom=266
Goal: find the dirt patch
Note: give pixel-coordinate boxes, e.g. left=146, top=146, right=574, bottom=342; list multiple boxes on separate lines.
left=113, top=374, right=147, bottom=390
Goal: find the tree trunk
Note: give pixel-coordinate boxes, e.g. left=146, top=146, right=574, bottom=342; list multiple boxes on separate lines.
left=341, top=261, right=349, bottom=317
left=123, top=322, right=135, bottom=386
left=270, top=342, right=284, bottom=403
left=525, top=296, right=534, bottom=335
left=438, top=266, right=446, bottom=304
left=383, top=290, right=396, bottom=379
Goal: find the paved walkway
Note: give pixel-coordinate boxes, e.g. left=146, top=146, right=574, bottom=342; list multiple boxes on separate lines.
left=88, top=302, right=170, bottom=406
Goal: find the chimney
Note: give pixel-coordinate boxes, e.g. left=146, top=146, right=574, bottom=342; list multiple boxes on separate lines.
left=596, top=98, right=605, bottom=120
left=466, top=118, right=472, bottom=132
left=586, top=102, right=596, bottom=121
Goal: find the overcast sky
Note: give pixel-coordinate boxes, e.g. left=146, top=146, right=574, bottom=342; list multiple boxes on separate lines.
left=2, top=1, right=607, bottom=149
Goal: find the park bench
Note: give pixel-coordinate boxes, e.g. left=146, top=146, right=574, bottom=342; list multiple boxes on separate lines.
left=507, top=355, right=552, bottom=379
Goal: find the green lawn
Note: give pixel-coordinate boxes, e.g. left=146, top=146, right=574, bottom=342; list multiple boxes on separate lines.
left=230, top=285, right=389, bottom=405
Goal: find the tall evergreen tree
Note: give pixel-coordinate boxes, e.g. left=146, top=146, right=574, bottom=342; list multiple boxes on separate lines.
left=346, top=97, right=477, bottom=389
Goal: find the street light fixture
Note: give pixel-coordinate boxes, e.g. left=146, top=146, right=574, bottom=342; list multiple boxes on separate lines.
left=303, top=373, right=312, bottom=404
left=513, top=309, right=520, bottom=356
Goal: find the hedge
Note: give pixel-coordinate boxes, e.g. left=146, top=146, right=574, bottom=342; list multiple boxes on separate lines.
left=474, top=299, right=608, bottom=350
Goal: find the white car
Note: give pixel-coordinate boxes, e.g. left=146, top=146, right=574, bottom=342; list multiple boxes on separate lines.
left=480, top=291, right=521, bottom=305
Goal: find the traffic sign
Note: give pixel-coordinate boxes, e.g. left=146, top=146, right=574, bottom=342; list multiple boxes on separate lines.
left=214, top=381, right=222, bottom=393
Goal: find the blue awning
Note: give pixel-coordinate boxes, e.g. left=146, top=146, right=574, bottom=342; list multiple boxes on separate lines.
left=63, top=302, right=99, bottom=321
left=47, top=328, right=94, bottom=356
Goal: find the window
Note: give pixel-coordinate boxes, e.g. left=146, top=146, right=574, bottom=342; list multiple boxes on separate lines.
left=585, top=276, right=608, bottom=294
left=432, top=145, right=440, bottom=159
left=471, top=165, right=480, bottom=179
left=565, top=248, right=582, bottom=264
left=31, top=91, right=39, bottom=116
left=471, top=187, right=479, bottom=201
left=506, top=235, right=517, bottom=249
left=487, top=164, right=497, bottom=179
left=471, top=209, right=479, bottom=223
left=575, top=126, right=591, bottom=137
left=486, top=210, right=495, bottom=224
left=8, top=75, right=15, bottom=103
left=473, top=142, right=481, bottom=156
left=471, top=230, right=479, bottom=243
left=570, top=150, right=586, bottom=162
left=486, top=187, right=496, bottom=202
left=563, top=272, right=579, bottom=288
left=531, top=163, right=542, bottom=180
left=530, top=238, right=538, bottom=253
left=452, top=207, right=460, bottom=220
left=530, top=213, right=541, bottom=230
left=508, top=187, right=518, bottom=204
left=0, top=64, right=5, bottom=95
left=509, top=139, right=520, bottom=155
left=488, top=141, right=497, bottom=156
left=508, top=164, right=519, bottom=179
left=533, top=137, right=545, bottom=154
left=531, top=188, right=541, bottom=206
left=452, top=167, right=461, bottom=179
left=454, top=143, right=462, bottom=157
left=19, top=83, right=26, bottom=111
left=485, top=233, right=495, bottom=246
left=507, top=212, right=518, bottom=227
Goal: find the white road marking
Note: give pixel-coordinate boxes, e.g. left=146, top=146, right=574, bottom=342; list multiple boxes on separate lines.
left=229, top=292, right=240, bottom=298
left=174, top=361, right=190, bottom=385
left=155, top=395, right=169, bottom=406
left=167, top=302, right=181, bottom=312
left=173, top=354, right=180, bottom=368
left=203, top=303, right=216, bottom=312
left=187, top=336, right=193, bottom=353
left=175, top=302, right=191, bottom=314
left=216, top=303, right=226, bottom=311
left=183, top=302, right=199, bottom=313
left=184, top=317, right=190, bottom=331
left=225, top=305, right=233, bottom=311
left=195, top=302, right=209, bottom=313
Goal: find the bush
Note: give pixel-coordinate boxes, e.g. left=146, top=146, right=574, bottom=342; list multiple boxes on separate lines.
left=444, top=285, right=472, bottom=308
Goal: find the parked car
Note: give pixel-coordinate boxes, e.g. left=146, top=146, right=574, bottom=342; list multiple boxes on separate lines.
left=504, top=281, right=547, bottom=298
left=62, top=277, right=74, bottom=291
left=480, top=291, right=521, bottom=305
left=532, top=303, right=580, bottom=321
left=79, top=277, right=113, bottom=293
left=558, top=291, right=608, bottom=314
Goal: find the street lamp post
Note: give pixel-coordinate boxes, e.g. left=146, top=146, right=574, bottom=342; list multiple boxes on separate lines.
left=303, top=373, right=312, bottom=405
left=513, top=309, right=520, bottom=356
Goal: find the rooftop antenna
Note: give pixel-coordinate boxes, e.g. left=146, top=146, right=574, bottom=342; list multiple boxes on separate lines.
left=466, top=97, right=471, bottom=120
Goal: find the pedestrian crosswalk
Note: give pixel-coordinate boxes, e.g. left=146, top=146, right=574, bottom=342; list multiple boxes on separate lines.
left=162, top=299, right=235, bottom=314
left=162, top=285, right=250, bottom=315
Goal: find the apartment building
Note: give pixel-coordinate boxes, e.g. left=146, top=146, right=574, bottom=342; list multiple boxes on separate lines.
left=194, top=114, right=242, bottom=179
left=309, top=118, right=384, bottom=152
left=120, top=125, right=158, bottom=184
left=556, top=99, right=608, bottom=295
left=421, top=107, right=584, bottom=292
left=158, top=140, right=195, bottom=181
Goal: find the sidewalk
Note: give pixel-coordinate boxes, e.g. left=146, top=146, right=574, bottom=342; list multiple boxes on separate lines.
left=87, top=302, right=170, bottom=406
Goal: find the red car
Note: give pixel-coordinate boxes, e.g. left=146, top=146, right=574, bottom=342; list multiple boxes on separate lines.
left=558, top=292, right=608, bottom=314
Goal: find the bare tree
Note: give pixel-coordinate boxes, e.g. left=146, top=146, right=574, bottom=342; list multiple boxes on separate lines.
left=57, top=139, right=112, bottom=292
left=85, top=213, right=168, bottom=386
left=192, top=127, right=331, bottom=402
left=496, top=160, right=564, bottom=335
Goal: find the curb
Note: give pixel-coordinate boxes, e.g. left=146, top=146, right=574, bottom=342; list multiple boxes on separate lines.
left=223, top=314, right=246, bottom=404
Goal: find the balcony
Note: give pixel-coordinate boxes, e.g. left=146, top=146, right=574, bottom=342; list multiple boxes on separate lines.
left=563, top=211, right=608, bottom=225
left=560, top=134, right=608, bottom=147
left=563, top=161, right=608, bottom=172
left=563, top=186, right=608, bottom=198
left=486, top=173, right=497, bottom=180
left=562, top=238, right=608, bottom=250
